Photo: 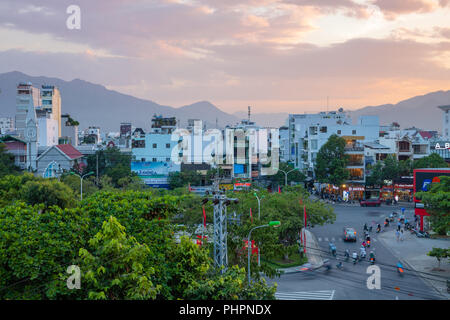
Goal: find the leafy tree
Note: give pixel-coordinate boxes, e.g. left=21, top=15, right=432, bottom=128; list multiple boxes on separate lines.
left=366, top=162, right=383, bottom=186
left=427, top=247, right=450, bottom=269
left=414, top=153, right=448, bottom=169
left=21, top=178, right=77, bottom=209
left=382, top=155, right=400, bottom=181
left=416, top=176, right=450, bottom=235
left=79, top=216, right=161, bottom=300
left=315, top=134, right=349, bottom=185
left=0, top=203, right=91, bottom=299
left=0, top=142, right=19, bottom=177
left=0, top=174, right=76, bottom=208
left=60, top=174, right=99, bottom=199
left=85, top=147, right=133, bottom=187
left=267, top=162, right=306, bottom=186
left=168, top=170, right=204, bottom=189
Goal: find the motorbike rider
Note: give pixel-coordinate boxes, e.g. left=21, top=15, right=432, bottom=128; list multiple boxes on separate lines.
left=344, top=249, right=350, bottom=260
left=363, top=223, right=368, bottom=232
left=369, top=251, right=376, bottom=263
left=352, top=251, right=358, bottom=262
left=329, top=242, right=337, bottom=257
left=361, top=240, right=367, bottom=248
left=360, top=246, right=366, bottom=258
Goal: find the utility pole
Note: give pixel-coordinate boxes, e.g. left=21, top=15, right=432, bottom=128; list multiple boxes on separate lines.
left=203, top=179, right=238, bottom=274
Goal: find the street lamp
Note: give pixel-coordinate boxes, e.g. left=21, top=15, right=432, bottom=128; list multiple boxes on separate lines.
left=253, top=193, right=265, bottom=220
left=278, top=168, right=297, bottom=186
left=70, top=171, right=94, bottom=201
left=247, top=221, right=281, bottom=286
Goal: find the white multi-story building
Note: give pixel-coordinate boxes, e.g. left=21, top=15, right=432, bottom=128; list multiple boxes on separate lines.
left=61, top=114, right=79, bottom=146
left=282, top=109, right=379, bottom=183
left=438, top=105, right=450, bottom=139
left=37, top=114, right=58, bottom=147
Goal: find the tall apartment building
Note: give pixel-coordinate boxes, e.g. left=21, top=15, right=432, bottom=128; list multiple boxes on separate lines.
left=15, top=82, right=40, bottom=138
left=15, top=83, right=62, bottom=140
left=438, top=105, right=450, bottom=139
left=40, top=85, right=62, bottom=137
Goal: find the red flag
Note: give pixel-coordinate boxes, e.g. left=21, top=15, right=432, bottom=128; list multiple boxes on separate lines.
left=202, top=205, right=206, bottom=228
left=250, top=208, right=253, bottom=223
left=303, top=205, right=307, bottom=253
left=278, top=186, right=281, bottom=193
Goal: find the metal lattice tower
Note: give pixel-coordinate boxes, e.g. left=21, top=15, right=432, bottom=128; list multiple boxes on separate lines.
left=213, top=193, right=227, bottom=273
left=210, top=178, right=238, bottom=274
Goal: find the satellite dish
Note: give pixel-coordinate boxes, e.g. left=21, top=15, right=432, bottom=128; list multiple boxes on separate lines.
left=338, top=107, right=344, bottom=112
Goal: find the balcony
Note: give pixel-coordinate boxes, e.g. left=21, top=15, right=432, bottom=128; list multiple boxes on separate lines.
left=347, top=161, right=364, bottom=167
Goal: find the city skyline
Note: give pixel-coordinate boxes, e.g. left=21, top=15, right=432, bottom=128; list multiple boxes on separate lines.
left=0, top=0, right=449, bottom=114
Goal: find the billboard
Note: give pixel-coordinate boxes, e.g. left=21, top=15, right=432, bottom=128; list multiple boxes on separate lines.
left=131, top=161, right=180, bottom=188
left=413, top=169, right=450, bottom=202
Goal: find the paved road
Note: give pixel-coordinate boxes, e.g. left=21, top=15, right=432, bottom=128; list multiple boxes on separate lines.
left=269, top=204, right=444, bottom=300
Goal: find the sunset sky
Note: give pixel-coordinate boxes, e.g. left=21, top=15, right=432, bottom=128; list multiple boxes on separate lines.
left=0, top=0, right=449, bottom=114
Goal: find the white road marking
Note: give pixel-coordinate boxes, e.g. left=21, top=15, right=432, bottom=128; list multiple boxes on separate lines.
left=275, top=290, right=335, bottom=300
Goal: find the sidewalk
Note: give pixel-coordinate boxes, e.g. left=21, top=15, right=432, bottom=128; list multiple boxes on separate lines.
left=378, top=229, right=450, bottom=299
left=280, top=228, right=324, bottom=274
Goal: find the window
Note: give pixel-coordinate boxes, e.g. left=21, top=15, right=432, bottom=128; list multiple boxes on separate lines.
left=337, top=130, right=341, bottom=134
left=166, top=157, right=170, bottom=162
left=132, top=140, right=145, bottom=148
left=320, top=126, right=327, bottom=133
left=141, top=158, right=145, bottom=162
left=310, top=139, right=318, bottom=150
left=153, top=143, right=157, bottom=148
left=309, top=126, right=317, bottom=135
left=152, top=158, right=157, bottom=162
left=166, top=143, right=170, bottom=148
left=352, top=130, right=356, bottom=135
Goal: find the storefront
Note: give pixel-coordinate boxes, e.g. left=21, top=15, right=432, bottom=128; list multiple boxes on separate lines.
left=348, top=185, right=364, bottom=201
left=380, top=186, right=393, bottom=201
left=393, top=177, right=414, bottom=202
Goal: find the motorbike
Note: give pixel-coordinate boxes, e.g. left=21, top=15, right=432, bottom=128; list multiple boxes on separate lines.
left=376, top=227, right=381, bottom=233
left=397, top=262, right=404, bottom=276
left=336, top=262, right=344, bottom=270
left=366, top=240, right=371, bottom=248
left=344, top=250, right=350, bottom=262
left=352, top=254, right=358, bottom=265
left=368, top=226, right=373, bottom=232
left=415, top=230, right=430, bottom=238
left=369, top=256, right=375, bottom=265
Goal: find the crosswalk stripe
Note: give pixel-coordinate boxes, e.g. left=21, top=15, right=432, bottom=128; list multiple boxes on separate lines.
left=324, top=237, right=329, bottom=242
left=331, top=237, right=335, bottom=241
left=318, top=237, right=322, bottom=242
left=275, top=290, right=335, bottom=300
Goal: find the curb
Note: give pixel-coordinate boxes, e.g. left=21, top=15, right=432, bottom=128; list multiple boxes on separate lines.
left=378, top=232, right=449, bottom=300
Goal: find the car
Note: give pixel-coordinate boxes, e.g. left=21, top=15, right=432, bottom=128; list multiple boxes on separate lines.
left=359, top=199, right=381, bottom=207
left=343, top=227, right=357, bottom=242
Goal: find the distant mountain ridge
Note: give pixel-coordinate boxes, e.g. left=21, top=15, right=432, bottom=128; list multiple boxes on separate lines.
left=0, top=71, right=448, bottom=132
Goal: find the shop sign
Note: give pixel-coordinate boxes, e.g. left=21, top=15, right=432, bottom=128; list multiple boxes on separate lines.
left=394, top=184, right=413, bottom=189
left=435, top=142, right=450, bottom=150
left=349, top=187, right=364, bottom=191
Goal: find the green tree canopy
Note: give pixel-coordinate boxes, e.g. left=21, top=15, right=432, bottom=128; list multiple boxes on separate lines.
left=414, top=153, right=448, bottom=169
left=416, top=176, right=450, bottom=235
left=0, top=142, right=19, bottom=177
left=314, top=134, right=349, bottom=185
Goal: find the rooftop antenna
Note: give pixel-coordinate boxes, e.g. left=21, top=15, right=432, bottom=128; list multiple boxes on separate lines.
left=248, top=106, right=251, bottom=122
left=216, top=117, right=218, bottom=129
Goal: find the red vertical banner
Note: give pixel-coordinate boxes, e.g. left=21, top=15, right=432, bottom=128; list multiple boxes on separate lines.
left=250, top=208, right=253, bottom=223
left=188, top=183, right=192, bottom=192
left=278, top=186, right=281, bottom=193
left=303, top=204, right=307, bottom=253
left=202, top=205, right=206, bottom=228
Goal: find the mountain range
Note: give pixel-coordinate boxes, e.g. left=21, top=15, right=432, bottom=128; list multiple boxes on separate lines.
left=0, top=71, right=448, bottom=132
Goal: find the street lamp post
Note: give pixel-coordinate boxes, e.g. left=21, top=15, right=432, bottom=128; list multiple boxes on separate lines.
left=279, top=168, right=296, bottom=186
left=247, top=221, right=281, bottom=286
left=70, top=171, right=94, bottom=201
left=253, top=193, right=264, bottom=219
